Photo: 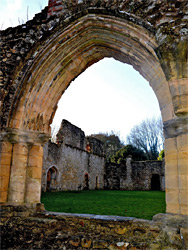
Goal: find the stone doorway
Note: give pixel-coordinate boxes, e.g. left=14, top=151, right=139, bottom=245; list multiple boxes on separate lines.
left=151, top=174, right=160, bottom=191
left=47, top=167, right=58, bottom=191
left=84, top=173, right=89, bottom=190
left=95, top=176, right=99, bottom=190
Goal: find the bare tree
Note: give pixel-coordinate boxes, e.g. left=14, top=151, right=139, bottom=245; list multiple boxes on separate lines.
left=27, top=6, right=29, bottom=21
left=91, top=131, right=124, bottom=160
left=126, top=117, right=164, bottom=160
left=39, top=3, right=43, bottom=11
left=0, top=22, right=4, bottom=30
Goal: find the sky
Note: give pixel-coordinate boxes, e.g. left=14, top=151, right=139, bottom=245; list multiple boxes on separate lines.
left=0, top=0, right=161, bottom=143
left=0, top=0, right=48, bottom=29
left=52, top=59, right=161, bottom=142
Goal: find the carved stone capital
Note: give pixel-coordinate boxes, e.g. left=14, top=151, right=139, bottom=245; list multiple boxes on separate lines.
left=0, top=128, right=50, bottom=145
left=163, top=116, right=188, bottom=139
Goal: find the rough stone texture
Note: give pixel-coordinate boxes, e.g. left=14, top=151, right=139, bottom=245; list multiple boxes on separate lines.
left=1, top=205, right=188, bottom=250
left=0, top=1, right=187, bottom=130
left=56, top=119, right=85, bottom=149
left=42, top=141, right=105, bottom=191
left=0, top=0, right=188, bottom=215
left=86, top=136, right=104, bottom=156
left=105, top=160, right=165, bottom=191
left=0, top=129, right=49, bottom=204
left=42, top=119, right=105, bottom=191
left=43, top=120, right=165, bottom=192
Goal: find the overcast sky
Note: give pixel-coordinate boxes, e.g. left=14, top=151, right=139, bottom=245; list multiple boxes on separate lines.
left=0, top=0, right=161, bottom=143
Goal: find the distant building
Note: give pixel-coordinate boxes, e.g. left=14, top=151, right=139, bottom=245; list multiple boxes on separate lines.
left=105, top=159, right=165, bottom=191
left=42, top=120, right=105, bottom=191
left=42, top=120, right=164, bottom=192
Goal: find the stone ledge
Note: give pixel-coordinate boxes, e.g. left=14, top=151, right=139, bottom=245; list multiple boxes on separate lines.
left=163, top=116, right=188, bottom=139
left=0, top=128, right=50, bottom=145
left=1, top=207, right=188, bottom=249
left=38, top=211, right=136, bottom=222
left=153, top=213, right=188, bottom=228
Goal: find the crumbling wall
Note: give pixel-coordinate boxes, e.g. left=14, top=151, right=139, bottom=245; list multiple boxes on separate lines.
left=42, top=120, right=105, bottom=191
left=106, top=160, right=165, bottom=191
left=56, top=119, right=85, bottom=149
left=1, top=0, right=187, bottom=216
left=43, top=141, right=105, bottom=191
left=86, top=136, right=104, bottom=155
left=43, top=120, right=165, bottom=192
left=1, top=205, right=188, bottom=249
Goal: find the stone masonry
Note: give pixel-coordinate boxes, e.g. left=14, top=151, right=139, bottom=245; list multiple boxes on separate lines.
left=0, top=0, right=187, bottom=228
left=42, top=120, right=165, bottom=193
left=106, top=160, right=165, bottom=191
left=0, top=1, right=188, bottom=248
left=1, top=205, right=188, bottom=249
left=42, top=119, right=105, bottom=191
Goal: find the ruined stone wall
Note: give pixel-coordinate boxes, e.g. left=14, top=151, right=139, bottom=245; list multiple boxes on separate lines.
left=0, top=0, right=188, bottom=215
left=88, top=153, right=105, bottom=189
left=1, top=0, right=187, bottom=130
left=42, top=120, right=105, bottom=191
left=1, top=206, right=188, bottom=249
left=106, top=160, right=165, bottom=191
left=43, top=120, right=165, bottom=193
left=56, top=119, right=85, bottom=149
left=86, top=136, right=104, bottom=156
left=42, top=140, right=105, bottom=191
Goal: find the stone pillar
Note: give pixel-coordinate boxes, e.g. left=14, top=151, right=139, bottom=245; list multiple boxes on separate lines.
left=177, top=134, right=188, bottom=215
left=155, top=21, right=188, bottom=215
left=0, top=128, right=49, bottom=205
left=8, top=143, right=28, bottom=203
left=0, top=141, right=13, bottom=202
left=125, top=156, right=133, bottom=190
left=164, top=117, right=188, bottom=215
left=25, top=145, right=44, bottom=203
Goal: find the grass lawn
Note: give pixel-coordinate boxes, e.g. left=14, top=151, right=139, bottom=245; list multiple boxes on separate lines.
left=41, top=190, right=165, bottom=220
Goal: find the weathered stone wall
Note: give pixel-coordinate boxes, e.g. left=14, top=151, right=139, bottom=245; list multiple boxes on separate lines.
left=0, top=1, right=188, bottom=248
left=56, top=119, right=85, bottom=149
left=1, top=0, right=187, bottom=130
left=0, top=0, right=188, bottom=215
left=42, top=141, right=105, bottom=191
left=106, top=160, right=165, bottom=191
left=86, top=136, right=104, bottom=156
left=42, top=120, right=105, bottom=191
left=43, top=120, right=165, bottom=193
left=1, top=205, right=188, bottom=250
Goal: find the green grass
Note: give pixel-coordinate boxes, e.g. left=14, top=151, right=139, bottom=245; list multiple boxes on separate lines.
left=41, top=190, right=165, bottom=220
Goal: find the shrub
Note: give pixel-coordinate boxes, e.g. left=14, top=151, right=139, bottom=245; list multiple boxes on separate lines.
left=158, top=149, right=165, bottom=161
left=109, top=144, right=147, bottom=163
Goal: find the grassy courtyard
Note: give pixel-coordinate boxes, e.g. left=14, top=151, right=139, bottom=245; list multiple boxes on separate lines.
left=41, top=190, right=165, bottom=220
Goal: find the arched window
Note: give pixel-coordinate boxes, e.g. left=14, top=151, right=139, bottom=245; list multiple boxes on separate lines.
left=84, top=173, right=89, bottom=190
left=46, top=166, right=58, bottom=191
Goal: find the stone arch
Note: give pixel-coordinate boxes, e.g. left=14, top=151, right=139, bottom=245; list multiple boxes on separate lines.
left=2, top=10, right=173, bottom=133
left=46, top=166, right=59, bottom=191
left=95, top=176, right=99, bottom=190
left=0, top=1, right=187, bottom=215
left=84, top=173, right=89, bottom=190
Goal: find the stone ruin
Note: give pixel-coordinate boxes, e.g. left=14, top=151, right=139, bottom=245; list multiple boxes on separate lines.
left=1, top=0, right=188, bottom=248
left=105, top=160, right=165, bottom=191
left=1, top=0, right=187, bottom=216
left=42, top=119, right=165, bottom=193
left=42, top=119, right=105, bottom=191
